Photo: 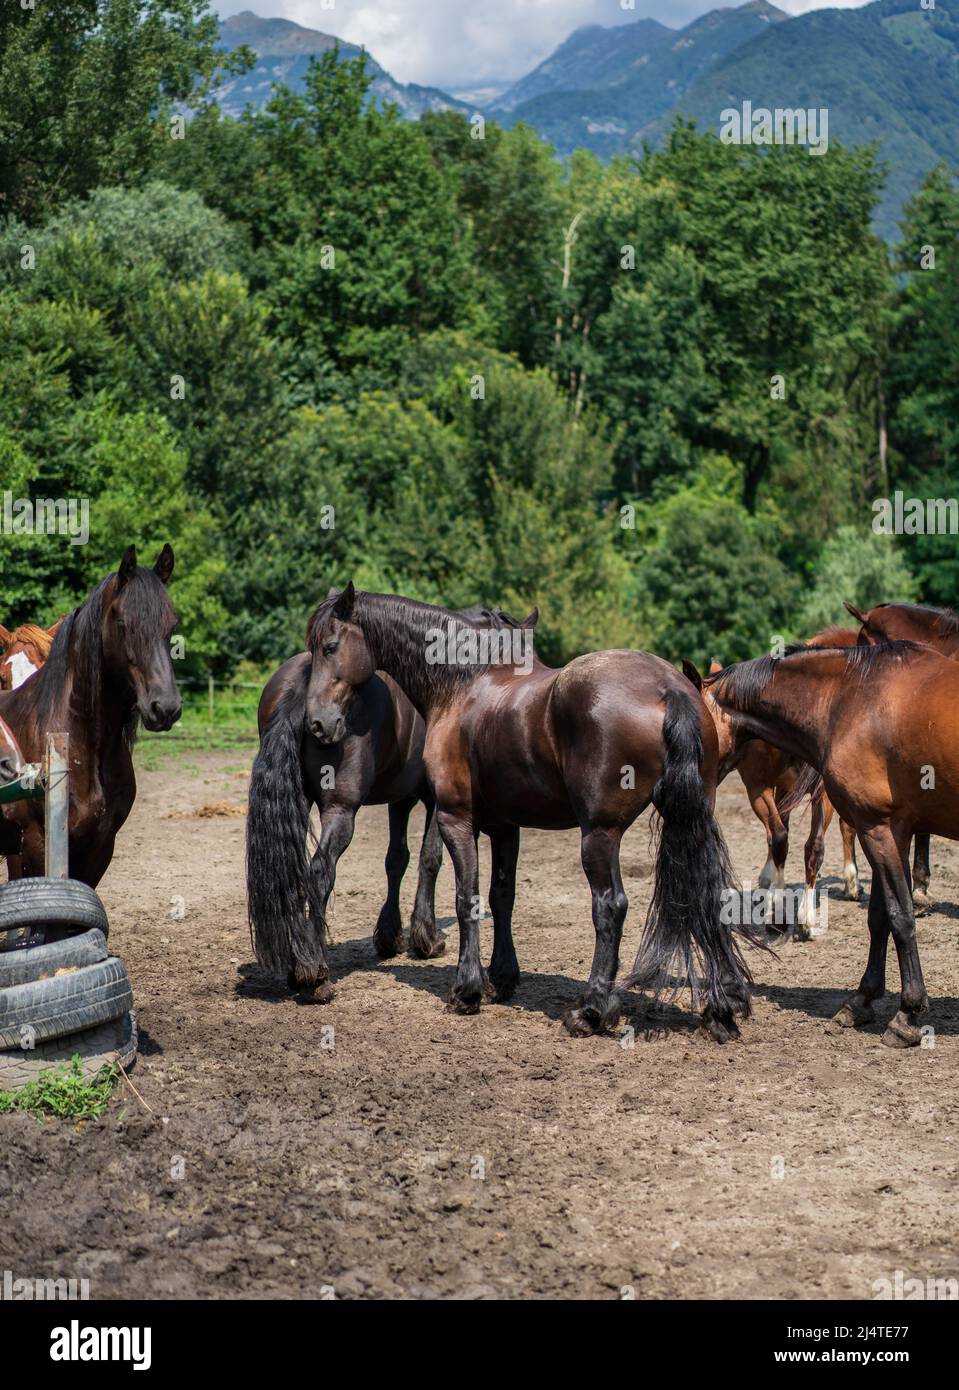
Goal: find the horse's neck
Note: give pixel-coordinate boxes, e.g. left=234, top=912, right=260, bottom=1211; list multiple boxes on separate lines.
left=737, top=662, right=837, bottom=766
left=51, top=642, right=133, bottom=759
left=354, top=594, right=452, bottom=717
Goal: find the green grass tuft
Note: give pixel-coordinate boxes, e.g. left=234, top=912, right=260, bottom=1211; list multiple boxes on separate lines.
left=0, top=1057, right=119, bottom=1119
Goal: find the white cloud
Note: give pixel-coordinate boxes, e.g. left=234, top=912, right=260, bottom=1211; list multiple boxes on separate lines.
left=215, top=1, right=873, bottom=90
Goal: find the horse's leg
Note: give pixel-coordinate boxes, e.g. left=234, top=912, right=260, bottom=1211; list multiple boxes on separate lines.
left=745, top=781, right=788, bottom=929
left=877, top=824, right=929, bottom=1049
left=373, top=797, right=414, bottom=958
left=296, top=805, right=354, bottom=1003
left=797, top=794, right=831, bottom=938
left=487, top=825, right=521, bottom=1001
left=408, top=797, right=446, bottom=959
left=831, top=873, right=888, bottom=1031
left=438, top=809, right=489, bottom=1014
left=564, top=825, right=627, bottom=1037
left=756, top=796, right=788, bottom=895
left=840, top=818, right=861, bottom=900
left=912, top=833, right=931, bottom=913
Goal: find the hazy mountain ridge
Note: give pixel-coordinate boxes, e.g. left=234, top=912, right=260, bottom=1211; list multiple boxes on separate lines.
left=215, top=11, right=468, bottom=120
left=213, top=5, right=959, bottom=239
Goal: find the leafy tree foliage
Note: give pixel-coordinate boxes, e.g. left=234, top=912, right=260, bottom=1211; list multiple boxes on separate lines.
left=0, top=18, right=956, bottom=672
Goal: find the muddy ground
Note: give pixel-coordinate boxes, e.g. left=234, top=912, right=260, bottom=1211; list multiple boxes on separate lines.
left=2, top=745, right=957, bottom=1301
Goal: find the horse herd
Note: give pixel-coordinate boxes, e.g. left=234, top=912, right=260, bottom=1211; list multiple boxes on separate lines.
left=1, top=544, right=957, bottom=1052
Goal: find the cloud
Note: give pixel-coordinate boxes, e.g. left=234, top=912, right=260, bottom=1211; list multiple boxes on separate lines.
left=215, top=1, right=872, bottom=91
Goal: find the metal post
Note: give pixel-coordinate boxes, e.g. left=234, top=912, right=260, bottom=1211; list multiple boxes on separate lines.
left=44, top=732, right=69, bottom=879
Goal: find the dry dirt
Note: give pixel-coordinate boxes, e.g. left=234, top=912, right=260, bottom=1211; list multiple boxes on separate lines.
left=2, top=746, right=958, bottom=1301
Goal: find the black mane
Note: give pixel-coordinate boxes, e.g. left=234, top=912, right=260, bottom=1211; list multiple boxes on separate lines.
left=307, top=591, right=527, bottom=705
left=712, top=640, right=923, bottom=713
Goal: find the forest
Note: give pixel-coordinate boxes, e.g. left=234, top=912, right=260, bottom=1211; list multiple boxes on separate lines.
left=1, top=0, right=956, bottom=678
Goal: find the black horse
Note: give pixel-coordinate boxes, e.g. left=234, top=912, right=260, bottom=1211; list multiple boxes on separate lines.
left=245, top=604, right=535, bottom=1001
left=279, top=585, right=756, bottom=1040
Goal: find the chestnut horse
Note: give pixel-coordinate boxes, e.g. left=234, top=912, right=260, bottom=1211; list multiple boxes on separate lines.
left=710, top=640, right=959, bottom=1047
left=0, top=619, right=64, bottom=878
left=268, top=585, right=757, bottom=1042
left=246, top=604, right=535, bottom=998
left=698, top=627, right=861, bottom=933
left=845, top=600, right=959, bottom=906
left=0, top=620, right=62, bottom=691
left=0, top=547, right=181, bottom=886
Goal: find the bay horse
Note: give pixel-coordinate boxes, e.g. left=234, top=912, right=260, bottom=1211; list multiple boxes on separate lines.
left=274, top=584, right=756, bottom=1042
left=246, top=605, right=538, bottom=1000
left=0, top=546, right=181, bottom=886
left=697, top=626, right=861, bottom=934
left=710, top=640, right=959, bottom=1047
left=845, top=600, right=959, bottom=906
left=0, top=619, right=63, bottom=690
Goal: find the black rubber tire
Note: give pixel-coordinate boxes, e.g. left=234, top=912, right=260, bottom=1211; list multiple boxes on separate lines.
left=0, top=878, right=108, bottom=940
left=0, top=957, right=132, bottom=1050
left=0, top=1010, right=137, bottom=1092
left=0, top=928, right=108, bottom=988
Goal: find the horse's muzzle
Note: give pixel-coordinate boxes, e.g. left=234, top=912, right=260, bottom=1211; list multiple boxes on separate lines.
left=141, top=698, right=182, bottom=732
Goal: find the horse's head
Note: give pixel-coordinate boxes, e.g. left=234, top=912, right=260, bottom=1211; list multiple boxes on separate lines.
left=0, top=619, right=62, bottom=690
left=103, top=544, right=181, bottom=731
left=305, top=582, right=374, bottom=745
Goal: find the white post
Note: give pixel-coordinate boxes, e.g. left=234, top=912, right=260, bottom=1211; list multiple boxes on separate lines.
left=44, top=732, right=69, bottom=879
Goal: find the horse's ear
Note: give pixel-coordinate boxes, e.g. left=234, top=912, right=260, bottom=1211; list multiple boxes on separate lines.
left=0, top=625, right=10, bottom=647
left=116, top=545, right=138, bottom=590
left=708, top=658, right=723, bottom=675
left=681, top=659, right=703, bottom=691
left=843, top=600, right=868, bottom=624
left=332, top=582, right=356, bottom=621
left=154, top=543, right=175, bottom=586
left=522, top=607, right=539, bottom=630
left=47, top=617, right=64, bottom=637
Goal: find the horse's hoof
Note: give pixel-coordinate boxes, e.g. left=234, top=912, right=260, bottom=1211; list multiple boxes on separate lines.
left=702, top=1010, right=740, bottom=1044
left=410, top=934, right=445, bottom=960
left=562, top=1005, right=603, bottom=1037
left=297, top=981, right=334, bottom=1005
left=374, top=934, right=403, bottom=959
left=844, top=879, right=862, bottom=901
left=912, top=889, right=931, bottom=918
left=447, top=984, right=482, bottom=1016
left=831, top=1000, right=872, bottom=1030
left=881, top=1015, right=921, bottom=1049
left=489, top=971, right=520, bottom=1002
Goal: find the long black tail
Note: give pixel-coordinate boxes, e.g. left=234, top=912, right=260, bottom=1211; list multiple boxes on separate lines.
left=246, top=675, right=323, bottom=980
left=621, top=687, right=757, bottom=1041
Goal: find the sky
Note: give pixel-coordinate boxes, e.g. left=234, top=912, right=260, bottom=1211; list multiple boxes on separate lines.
left=215, top=1, right=874, bottom=90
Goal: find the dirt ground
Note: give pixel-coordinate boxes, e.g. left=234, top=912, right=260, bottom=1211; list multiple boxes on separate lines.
left=2, top=744, right=958, bottom=1301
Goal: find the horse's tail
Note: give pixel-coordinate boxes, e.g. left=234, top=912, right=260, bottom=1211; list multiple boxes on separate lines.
left=778, top=761, right=826, bottom=818
left=621, top=687, right=757, bottom=1041
left=246, top=675, right=321, bottom=981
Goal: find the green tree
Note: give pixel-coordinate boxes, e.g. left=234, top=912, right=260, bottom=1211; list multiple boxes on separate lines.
left=0, top=0, right=244, bottom=220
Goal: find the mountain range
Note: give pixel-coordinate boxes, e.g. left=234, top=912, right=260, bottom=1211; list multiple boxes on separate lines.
left=215, top=3, right=959, bottom=240
left=215, top=11, right=468, bottom=120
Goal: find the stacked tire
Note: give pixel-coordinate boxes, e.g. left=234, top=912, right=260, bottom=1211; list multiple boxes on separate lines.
left=0, top=879, right=137, bottom=1091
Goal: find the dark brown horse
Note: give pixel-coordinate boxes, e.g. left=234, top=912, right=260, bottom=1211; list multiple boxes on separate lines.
left=699, top=627, right=861, bottom=934
left=0, top=547, right=180, bottom=886
left=278, top=585, right=756, bottom=1042
left=246, top=605, right=536, bottom=1000
left=845, top=599, right=959, bottom=905
left=710, top=640, right=959, bottom=1047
